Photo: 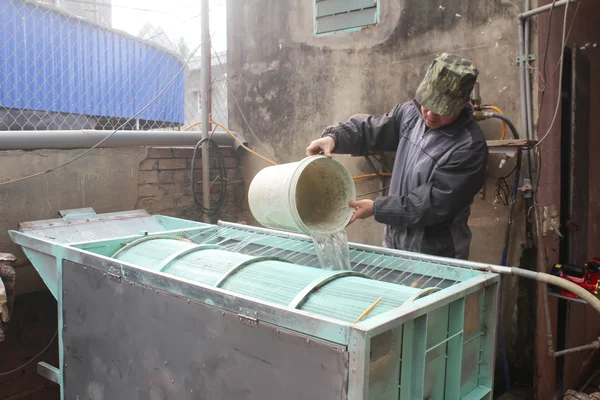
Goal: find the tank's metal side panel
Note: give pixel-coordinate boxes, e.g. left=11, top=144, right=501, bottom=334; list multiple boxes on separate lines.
left=61, top=260, right=349, bottom=400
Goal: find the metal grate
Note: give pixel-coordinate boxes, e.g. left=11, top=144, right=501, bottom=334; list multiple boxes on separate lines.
left=192, top=225, right=479, bottom=291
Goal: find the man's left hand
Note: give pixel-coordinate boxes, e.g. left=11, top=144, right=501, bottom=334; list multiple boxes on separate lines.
left=348, top=200, right=374, bottom=224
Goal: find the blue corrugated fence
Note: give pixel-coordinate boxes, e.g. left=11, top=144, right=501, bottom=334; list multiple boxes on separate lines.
left=0, top=0, right=184, bottom=125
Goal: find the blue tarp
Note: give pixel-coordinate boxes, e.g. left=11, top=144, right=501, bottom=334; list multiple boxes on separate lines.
left=0, top=0, right=184, bottom=125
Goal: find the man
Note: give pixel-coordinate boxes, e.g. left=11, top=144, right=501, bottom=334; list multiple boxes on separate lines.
left=306, top=53, right=487, bottom=260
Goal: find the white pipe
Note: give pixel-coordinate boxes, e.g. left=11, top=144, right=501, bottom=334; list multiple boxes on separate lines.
left=518, top=0, right=579, bottom=20
left=0, top=130, right=248, bottom=151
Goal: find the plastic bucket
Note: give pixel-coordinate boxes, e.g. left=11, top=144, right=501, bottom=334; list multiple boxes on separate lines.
left=248, top=156, right=356, bottom=235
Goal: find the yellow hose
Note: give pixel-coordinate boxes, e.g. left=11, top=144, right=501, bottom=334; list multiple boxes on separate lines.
left=352, top=173, right=391, bottom=180
left=182, top=121, right=390, bottom=179
left=483, top=105, right=508, bottom=140
left=183, top=121, right=203, bottom=132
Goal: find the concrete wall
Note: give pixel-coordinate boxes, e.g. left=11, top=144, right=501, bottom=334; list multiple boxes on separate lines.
left=0, top=146, right=244, bottom=295
left=228, top=0, right=534, bottom=393
left=228, top=0, right=525, bottom=260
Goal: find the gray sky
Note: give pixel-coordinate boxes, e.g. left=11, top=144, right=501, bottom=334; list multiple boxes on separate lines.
left=111, top=0, right=227, bottom=52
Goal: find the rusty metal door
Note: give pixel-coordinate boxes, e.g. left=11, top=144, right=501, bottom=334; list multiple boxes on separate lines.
left=560, top=45, right=592, bottom=391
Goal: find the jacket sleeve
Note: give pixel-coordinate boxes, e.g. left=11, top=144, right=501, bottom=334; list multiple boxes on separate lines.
left=321, top=103, right=404, bottom=155
left=373, top=139, right=487, bottom=227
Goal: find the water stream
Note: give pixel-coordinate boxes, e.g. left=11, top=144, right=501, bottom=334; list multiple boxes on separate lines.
left=310, top=228, right=352, bottom=271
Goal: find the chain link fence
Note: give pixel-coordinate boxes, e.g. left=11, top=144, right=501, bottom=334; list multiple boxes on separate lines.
left=0, top=0, right=227, bottom=132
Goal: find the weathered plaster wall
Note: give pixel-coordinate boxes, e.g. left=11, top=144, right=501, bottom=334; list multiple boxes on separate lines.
left=229, top=0, right=525, bottom=258
left=228, top=0, right=534, bottom=392
left=0, top=148, right=146, bottom=294
left=0, top=147, right=244, bottom=295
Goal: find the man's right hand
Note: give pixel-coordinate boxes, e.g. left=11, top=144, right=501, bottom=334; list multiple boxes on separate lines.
left=306, top=136, right=335, bottom=158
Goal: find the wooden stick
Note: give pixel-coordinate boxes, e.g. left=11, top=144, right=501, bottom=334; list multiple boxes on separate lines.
left=354, top=297, right=383, bottom=324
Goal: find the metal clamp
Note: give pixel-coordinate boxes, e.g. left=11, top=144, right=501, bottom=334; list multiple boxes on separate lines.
left=110, top=234, right=191, bottom=259
left=518, top=178, right=533, bottom=198
left=516, top=54, right=536, bottom=63
left=215, top=256, right=289, bottom=288
left=157, top=244, right=220, bottom=272
left=288, top=271, right=366, bottom=310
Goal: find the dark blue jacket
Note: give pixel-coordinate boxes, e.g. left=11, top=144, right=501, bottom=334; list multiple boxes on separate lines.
left=323, top=100, right=488, bottom=259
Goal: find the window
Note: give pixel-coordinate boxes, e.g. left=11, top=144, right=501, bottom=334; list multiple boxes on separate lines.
left=314, top=0, right=379, bottom=36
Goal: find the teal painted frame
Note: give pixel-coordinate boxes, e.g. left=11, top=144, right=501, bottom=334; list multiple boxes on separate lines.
left=313, top=0, right=381, bottom=37
left=9, top=214, right=499, bottom=400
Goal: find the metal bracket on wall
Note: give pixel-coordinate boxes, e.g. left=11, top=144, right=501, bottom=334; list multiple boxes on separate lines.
left=38, top=362, right=60, bottom=384
left=519, top=179, right=533, bottom=199
left=516, top=54, right=536, bottom=63
left=541, top=204, right=562, bottom=237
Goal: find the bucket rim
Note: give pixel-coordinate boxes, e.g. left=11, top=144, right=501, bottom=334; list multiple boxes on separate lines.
left=289, top=155, right=356, bottom=235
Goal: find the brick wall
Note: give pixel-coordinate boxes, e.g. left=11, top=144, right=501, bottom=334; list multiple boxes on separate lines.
left=135, top=147, right=247, bottom=224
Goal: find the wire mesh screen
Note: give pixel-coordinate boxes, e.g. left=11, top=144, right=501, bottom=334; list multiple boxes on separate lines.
left=0, top=0, right=228, bottom=132
left=192, top=225, right=482, bottom=291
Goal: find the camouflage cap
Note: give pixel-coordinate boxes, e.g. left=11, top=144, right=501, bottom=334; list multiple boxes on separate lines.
left=415, top=53, right=479, bottom=117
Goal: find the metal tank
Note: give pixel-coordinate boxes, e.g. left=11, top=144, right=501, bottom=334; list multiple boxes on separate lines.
left=10, top=208, right=499, bottom=400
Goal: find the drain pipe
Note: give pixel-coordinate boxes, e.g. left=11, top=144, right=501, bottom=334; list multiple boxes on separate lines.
left=0, top=130, right=248, bottom=151
left=517, top=18, right=529, bottom=143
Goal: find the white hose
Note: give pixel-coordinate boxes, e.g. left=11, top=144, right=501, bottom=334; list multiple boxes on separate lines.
left=507, top=267, right=600, bottom=315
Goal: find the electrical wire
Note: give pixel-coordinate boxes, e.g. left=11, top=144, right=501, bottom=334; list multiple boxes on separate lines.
left=209, top=48, right=393, bottom=181
left=142, top=1, right=227, bottom=42
left=537, top=0, right=558, bottom=99
left=581, top=368, right=600, bottom=392
left=183, top=120, right=277, bottom=166
left=182, top=121, right=391, bottom=183
left=0, top=330, right=58, bottom=376
left=0, top=35, right=207, bottom=187
left=535, top=1, right=580, bottom=97
left=211, top=47, right=280, bottom=164
left=191, top=137, right=227, bottom=217
left=494, top=178, right=510, bottom=205
left=67, top=0, right=190, bottom=14
left=531, top=0, right=579, bottom=219
left=532, top=0, right=571, bottom=149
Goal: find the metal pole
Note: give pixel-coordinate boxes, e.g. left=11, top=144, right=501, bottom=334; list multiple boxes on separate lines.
left=517, top=19, right=528, bottom=141
left=200, top=0, right=211, bottom=222
left=522, top=0, right=537, bottom=195
left=518, top=0, right=578, bottom=20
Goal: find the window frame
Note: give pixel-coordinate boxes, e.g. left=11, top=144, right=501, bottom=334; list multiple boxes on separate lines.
left=313, top=0, right=380, bottom=36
